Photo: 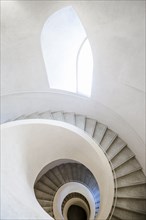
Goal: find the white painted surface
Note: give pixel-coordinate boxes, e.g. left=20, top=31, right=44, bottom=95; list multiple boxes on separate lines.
left=1, top=120, right=114, bottom=219
left=1, top=1, right=145, bottom=174
left=53, top=182, right=94, bottom=219
left=1, top=92, right=145, bottom=174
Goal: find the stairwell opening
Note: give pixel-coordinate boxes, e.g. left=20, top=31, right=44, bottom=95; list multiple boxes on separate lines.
left=67, top=205, right=87, bottom=220
left=34, top=160, right=100, bottom=219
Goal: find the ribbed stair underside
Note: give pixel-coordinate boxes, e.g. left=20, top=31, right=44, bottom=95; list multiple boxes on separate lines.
left=7, top=111, right=146, bottom=220
left=34, top=163, right=100, bottom=218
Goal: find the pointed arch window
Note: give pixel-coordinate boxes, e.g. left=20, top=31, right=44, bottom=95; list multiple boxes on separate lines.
left=41, top=6, right=93, bottom=97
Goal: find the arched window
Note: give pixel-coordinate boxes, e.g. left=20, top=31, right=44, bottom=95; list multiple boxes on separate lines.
left=41, top=6, right=93, bottom=97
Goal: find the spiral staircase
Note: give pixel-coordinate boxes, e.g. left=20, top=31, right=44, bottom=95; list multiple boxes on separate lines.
left=34, top=162, right=100, bottom=219
left=4, top=110, right=146, bottom=220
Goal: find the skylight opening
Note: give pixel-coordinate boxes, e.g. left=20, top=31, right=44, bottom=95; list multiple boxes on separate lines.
left=41, top=6, right=93, bottom=97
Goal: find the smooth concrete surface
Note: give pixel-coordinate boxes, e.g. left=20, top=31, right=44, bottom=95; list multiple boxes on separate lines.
left=1, top=120, right=114, bottom=220
left=53, top=182, right=94, bottom=220
left=1, top=1, right=145, bottom=176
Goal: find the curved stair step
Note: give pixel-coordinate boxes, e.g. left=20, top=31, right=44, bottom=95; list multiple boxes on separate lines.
left=117, top=184, right=146, bottom=198
left=114, top=205, right=146, bottom=220
left=107, top=137, right=126, bottom=160
left=53, top=166, right=66, bottom=185
left=116, top=167, right=142, bottom=179
left=84, top=169, right=93, bottom=186
left=14, top=115, right=26, bottom=120
left=38, top=199, right=53, bottom=207
left=63, top=112, right=75, bottom=125
left=25, top=112, right=39, bottom=119
left=114, top=154, right=135, bottom=170
left=43, top=207, right=53, bottom=216
left=116, top=198, right=146, bottom=213
left=34, top=189, right=54, bottom=200
left=93, top=122, right=107, bottom=144
left=84, top=118, right=96, bottom=137
left=116, top=195, right=146, bottom=200
left=39, top=175, right=58, bottom=191
left=100, top=129, right=117, bottom=152
left=111, top=214, right=122, bottom=220
left=75, top=114, right=86, bottom=130
left=38, top=111, right=53, bottom=119
left=45, top=170, right=62, bottom=188
left=65, top=163, right=74, bottom=181
left=72, top=164, right=79, bottom=181
left=116, top=169, right=146, bottom=187
left=35, top=182, right=56, bottom=195
left=51, top=111, right=64, bottom=121
left=114, top=156, right=141, bottom=178
left=117, top=180, right=146, bottom=189
left=58, top=164, right=69, bottom=182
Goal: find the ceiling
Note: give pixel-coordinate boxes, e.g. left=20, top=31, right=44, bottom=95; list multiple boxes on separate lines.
left=1, top=1, right=145, bottom=171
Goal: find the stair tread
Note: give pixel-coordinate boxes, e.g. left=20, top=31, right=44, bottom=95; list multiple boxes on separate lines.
left=39, top=111, right=53, bottom=119
left=112, top=214, right=123, bottom=220
left=34, top=187, right=54, bottom=196
left=117, top=180, right=146, bottom=188
left=63, top=112, right=75, bottom=125
left=93, top=122, right=107, bottom=144
left=114, top=154, right=135, bottom=170
left=25, top=112, right=39, bottom=119
left=75, top=114, right=86, bottom=130
left=51, top=111, right=64, bottom=121
left=38, top=199, right=53, bottom=202
left=116, top=195, right=146, bottom=200
left=110, top=144, right=127, bottom=161
left=84, top=118, right=96, bottom=137
left=100, top=129, right=118, bottom=152
left=36, top=181, right=56, bottom=194
left=116, top=167, right=142, bottom=179
left=40, top=175, right=58, bottom=191
left=115, top=205, right=146, bottom=215
left=14, top=115, right=26, bottom=120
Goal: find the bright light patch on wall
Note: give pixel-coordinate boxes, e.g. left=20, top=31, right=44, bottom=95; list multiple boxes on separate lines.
left=77, top=39, right=93, bottom=97
left=41, top=6, right=93, bottom=97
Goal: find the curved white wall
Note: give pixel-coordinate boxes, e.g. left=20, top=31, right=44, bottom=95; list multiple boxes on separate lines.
left=1, top=92, right=145, bottom=175
left=53, top=182, right=94, bottom=219
left=1, top=1, right=145, bottom=175
left=1, top=120, right=114, bottom=220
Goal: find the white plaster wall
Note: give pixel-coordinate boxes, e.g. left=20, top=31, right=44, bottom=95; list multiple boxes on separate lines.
left=1, top=1, right=145, bottom=175
left=53, top=182, right=94, bottom=219
left=1, top=120, right=114, bottom=220
left=1, top=92, right=145, bottom=175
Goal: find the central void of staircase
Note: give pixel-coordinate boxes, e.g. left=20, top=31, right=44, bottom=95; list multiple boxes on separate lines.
left=1, top=119, right=114, bottom=220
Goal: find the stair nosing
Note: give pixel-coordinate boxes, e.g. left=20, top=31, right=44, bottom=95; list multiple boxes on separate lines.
left=116, top=180, right=146, bottom=188
left=44, top=174, right=59, bottom=189
left=34, top=188, right=55, bottom=197
left=115, top=195, right=146, bottom=200
left=112, top=214, right=123, bottom=220
left=99, top=125, right=108, bottom=144
left=110, top=143, right=127, bottom=161
left=115, top=167, right=142, bottom=179
left=51, top=111, right=64, bottom=121
left=39, top=180, right=56, bottom=193
left=115, top=205, right=146, bottom=215
left=104, top=133, right=118, bottom=152
left=114, top=154, right=135, bottom=170
left=85, top=118, right=97, bottom=137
